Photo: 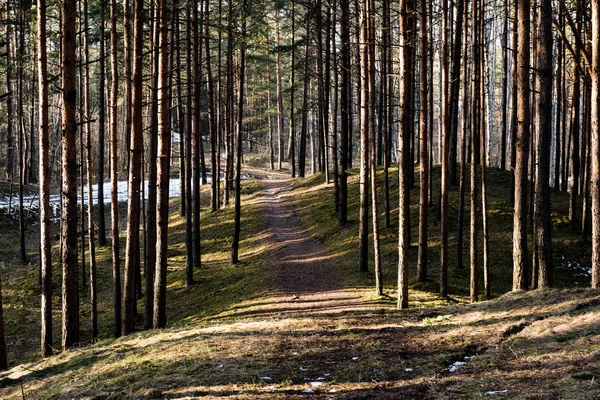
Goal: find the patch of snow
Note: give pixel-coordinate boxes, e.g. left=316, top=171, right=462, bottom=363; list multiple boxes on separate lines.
left=258, top=376, right=272, bottom=381
left=405, top=368, right=414, bottom=373
left=486, top=390, right=508, bottom=395
left=299, top=367, right=308, bottom=371
left=216, top=364, right=223, bottom=369
left=352, top=356, right=359, bottom=361
left=448, top=361, right=466, bottom=373
left=302, top=389, right=315, bottom=393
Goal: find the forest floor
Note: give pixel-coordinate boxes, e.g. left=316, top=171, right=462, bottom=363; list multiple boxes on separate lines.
left=0, top=165, right=599, bottom=398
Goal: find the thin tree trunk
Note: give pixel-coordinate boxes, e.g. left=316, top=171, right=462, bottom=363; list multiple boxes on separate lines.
left=205, top=0, right=217, bottom=212
left=339, top=0, right=350, bottom=224
left=276, top=9, right=284, bottom=171
left=358, top=0, right=369, bottom=274
left=185, top=0, right=194, bottom=286
left=123, top=0, right=144, bottom=334
left=83, top=0, right=98, bottom=339
left=366, top=0, right=381, bottom=295
left=109, top=0, right=121, bottom=338
left=513, top=0, right=531, bottom=291
left=440, top=0, right=450, bottom=297
left=154, top=0, right=170, bottom=329
left=98, top=0, right=107, bottom=246
left=38, top=0, right=53, bottom=355
left=417, top=0, right=428, bottom=283
left=591, top=0, right=600, bottom=288
left=535, top=0, right=553, bottom=288
left=232, top=0, right=248, bottom=265
left=398, top=0, right=414, bottom=309
left=289, top=0, right=296, bottom=178
left=500, top=0, right=508, bottom=171
left=61, top=0, right=80, bottom=349
left=457, top=0, right=470, bottom=271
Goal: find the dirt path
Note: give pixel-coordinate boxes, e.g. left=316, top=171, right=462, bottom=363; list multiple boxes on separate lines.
left=255, top=178, right=343, bottom=294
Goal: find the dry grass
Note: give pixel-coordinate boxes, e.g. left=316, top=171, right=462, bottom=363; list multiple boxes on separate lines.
left=0, top=166, right=598, bottom=399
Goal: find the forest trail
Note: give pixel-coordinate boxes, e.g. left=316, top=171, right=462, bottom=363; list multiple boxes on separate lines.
left=231, top=172, right=380, bottom=319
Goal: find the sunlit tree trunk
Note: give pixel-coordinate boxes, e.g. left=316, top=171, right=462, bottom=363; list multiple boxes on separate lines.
left=535, top=0, right=553, bottom=288
left=38, top=0, right=53, bottom=355
left=513, top=0, right=531, bottom=291
left=232, top=0, right=248, bottom=265
left=154, top=0, right=171, bottom=329
left=123, top=0, right=144, bottom=334
left=109, top=0, right=122, bottom=338
left=398, top=0, right=415, bottom=309
left=61, top=0, right=80, bottom=349
left=416, top=0, right=428, bottom=283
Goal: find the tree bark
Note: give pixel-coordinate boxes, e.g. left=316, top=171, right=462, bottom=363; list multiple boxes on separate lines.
left=398, top=0, right=414, bottom=309
left=231, top=0, right=248, bottom=265
left=61, top=0, right=80, bottom=349
left=123, top=0, right=144, bottom=334
left=535, top=0, right=553, bottom=288
left=109, top=0, right=122, bottom=338
left=154, top=0, right=170, bottom=329
left=513, top=0, right=531, bottom=291
left=38, top=0, right=53, bottom=355
left=417, top=0, right=428, bottom=283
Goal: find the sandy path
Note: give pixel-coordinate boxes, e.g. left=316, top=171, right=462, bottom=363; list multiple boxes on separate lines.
left=254, top=178, right=343, bottom=294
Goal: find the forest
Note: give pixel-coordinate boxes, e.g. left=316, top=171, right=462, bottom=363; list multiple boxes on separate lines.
left=0, top=0, right=599, bottom=397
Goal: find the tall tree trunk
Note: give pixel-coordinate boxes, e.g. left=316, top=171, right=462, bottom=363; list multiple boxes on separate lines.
left=144, top=0, right=159, bottom=329
left=98, top=0, right=107, bottom=246
left=358, top=0, right=369, bottom=274
left=397, top=0, right=414, bottom=309
left=205, top=0, right=218, bottom=212
left=123, top=0, right=144, bottom=334
left=154, top=0, right=170, bottom=329
left=185, top=0, right=194, bottom=286
left=417, top=0, right=428, bottom=283
left=470, top=0, right=480, bottom=303
left=366, top=0, right=381, bottom=295
left=569, top=1, right=582, bottom=224
left=457, top=0, right=470, bottom=271
left=17, top=9, right=26, bottom=264
left=192, top=0, right=203, bottom=269
left=109, top=0, right=121, bottom=338
left=535, top=0, right=553, bottom=288
left=5, top=3, right=14, bottom=180
left=61, top=0, right=80, bottom=349
left=289, top=0, right=296, bottom=178
left=38, top=0, right=53, bottom=355
left=439, top=0, right=451, bottom=297
left=513, top=0, right=531, bottom=291
left=231, top=0, right=248, bottom=265
left=448, top=0, right=465, bottom=186
left=479, top=0, right=490, bottom=300
left=299, top=14, right=310, bottom=178
left=331, top=0, right=340, bottom=217
left=339, top=0, right=350, bottom=224
left=276, top=9, right=285, bottom=171
left=509, top=0, right=518, bottom=204
left=500, top=0, right=508, bottom=171
left=589, top=0, right=600, bottom=289
left=83, top=0, right=98, bottom=339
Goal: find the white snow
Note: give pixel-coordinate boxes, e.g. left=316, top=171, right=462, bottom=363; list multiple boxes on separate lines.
left=486, top=390, right=508, bottom=395
left=448, top=361, right=466, bottom=373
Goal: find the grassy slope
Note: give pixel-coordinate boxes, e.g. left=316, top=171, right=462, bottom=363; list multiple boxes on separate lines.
left=294, top=165, right=592, bottom=298
left=0, top=168, right=598, bottom=399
